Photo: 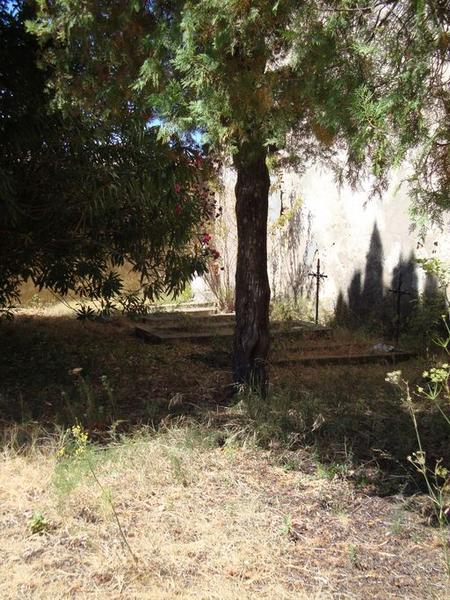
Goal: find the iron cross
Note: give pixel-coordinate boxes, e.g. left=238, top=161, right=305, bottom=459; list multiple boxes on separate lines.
left=309, top=258, right=327, bottom=324
left=389, top=272, right=411, bottom=344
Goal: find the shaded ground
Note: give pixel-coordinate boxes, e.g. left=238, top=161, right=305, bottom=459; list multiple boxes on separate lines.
left=0, top=311, right=449, bottom=598
left=2, top=313, right=446, bottom=481
left=0, top=314, right=230, bottom=427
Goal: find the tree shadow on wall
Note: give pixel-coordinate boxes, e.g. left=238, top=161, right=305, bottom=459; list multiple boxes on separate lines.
left=335, top=222, right=421, bottom=338
left=405, top=271, right=448, bottom=343
left=270, top=190, right=315, bottom=303
left=390, top=253, right=419, bottom=325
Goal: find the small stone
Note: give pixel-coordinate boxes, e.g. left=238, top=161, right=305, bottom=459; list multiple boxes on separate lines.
left=372, top=343, right=395, bottom=353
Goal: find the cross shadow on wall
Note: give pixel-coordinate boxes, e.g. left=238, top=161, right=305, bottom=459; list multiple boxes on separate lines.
left=335, top=222, right=420, bottom=337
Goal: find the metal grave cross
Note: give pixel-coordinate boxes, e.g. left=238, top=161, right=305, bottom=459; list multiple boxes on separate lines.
left=308, top=258, right=327, bottom=324
left=389, top=272, right=411, bottom=344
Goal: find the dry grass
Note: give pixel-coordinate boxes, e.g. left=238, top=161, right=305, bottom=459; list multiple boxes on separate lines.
left=1, top=426, right=448, bottom=600
left=17, top=263, right=145, bottom=307
left=1, top=308, right=449, bottom=598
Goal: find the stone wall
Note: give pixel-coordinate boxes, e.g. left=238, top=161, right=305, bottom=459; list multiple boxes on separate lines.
left=209, top=164, right=449, bottom=325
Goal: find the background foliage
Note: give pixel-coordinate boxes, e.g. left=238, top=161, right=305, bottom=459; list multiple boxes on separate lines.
left=1, top=0, right=215, bottom=314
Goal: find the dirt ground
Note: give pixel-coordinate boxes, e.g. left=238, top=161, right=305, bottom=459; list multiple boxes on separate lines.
left=0, top=309, right=449, bottom=598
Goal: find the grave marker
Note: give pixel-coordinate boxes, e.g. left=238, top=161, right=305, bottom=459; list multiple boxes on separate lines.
left=308, top=258, right=327, bottom=324
left=389, top=273, right=411, bottom=344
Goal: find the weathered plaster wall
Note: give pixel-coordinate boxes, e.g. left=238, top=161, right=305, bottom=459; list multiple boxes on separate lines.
left=210, top=164, right=449, bottom=321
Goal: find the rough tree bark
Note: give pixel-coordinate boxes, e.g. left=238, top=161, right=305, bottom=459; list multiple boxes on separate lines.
left=233, top=142, right=271, bottom=393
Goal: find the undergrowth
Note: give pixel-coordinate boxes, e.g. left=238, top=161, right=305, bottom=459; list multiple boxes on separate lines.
left=386, top=316, right=450, bottom=575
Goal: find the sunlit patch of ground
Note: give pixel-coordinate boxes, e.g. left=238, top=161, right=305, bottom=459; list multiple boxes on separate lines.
left=1, top=428, right=448, bottom=599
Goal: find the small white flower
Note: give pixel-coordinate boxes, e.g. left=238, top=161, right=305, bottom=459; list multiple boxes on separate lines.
left=385, top=370, right=402, bottom=385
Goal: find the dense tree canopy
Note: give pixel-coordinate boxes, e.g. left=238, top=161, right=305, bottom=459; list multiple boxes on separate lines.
left=0, top=0, right=215, bottom=315
left=32, top=1, right=449, bottom=204
left=29, top=0, right=449, bottom=386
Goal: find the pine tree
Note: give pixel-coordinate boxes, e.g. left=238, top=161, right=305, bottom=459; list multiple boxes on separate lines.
left=32, top=1, right=449, bottom=388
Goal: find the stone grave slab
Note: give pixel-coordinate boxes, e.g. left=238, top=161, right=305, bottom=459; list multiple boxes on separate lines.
left=273, top=350, right=416, bottom=367
left=144, top=306, right=218, bottom=318
left=133, top=310, right=415, bottom=367
left=140, top=312, right=235, bottom=330
left=134, top=312, right=331, bottom=344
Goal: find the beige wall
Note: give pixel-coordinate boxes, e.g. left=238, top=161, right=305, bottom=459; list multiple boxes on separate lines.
left=211, top=164, right=449, bottom=319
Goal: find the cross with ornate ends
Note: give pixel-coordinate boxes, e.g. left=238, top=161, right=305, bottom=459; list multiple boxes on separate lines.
left=389, top=272, right=411, bottom=344
left=308, top=258, right=327, bottom=324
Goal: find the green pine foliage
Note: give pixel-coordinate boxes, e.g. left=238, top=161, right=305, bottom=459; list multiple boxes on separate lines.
left=31, top=1, right=449, bottom=219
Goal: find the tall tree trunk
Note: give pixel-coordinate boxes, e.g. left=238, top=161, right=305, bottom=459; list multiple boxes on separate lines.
left=233, top=143, right=271, bottom=393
